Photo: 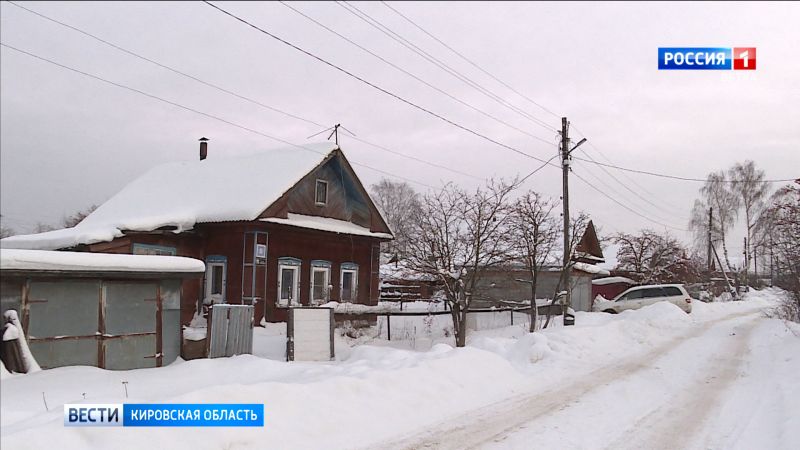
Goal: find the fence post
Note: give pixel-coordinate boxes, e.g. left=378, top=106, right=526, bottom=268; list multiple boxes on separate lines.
left=386, top=313, right=391, bottom=341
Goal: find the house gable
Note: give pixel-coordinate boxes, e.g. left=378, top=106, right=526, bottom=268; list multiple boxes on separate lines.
left=259, top=149, right=392, bottom=235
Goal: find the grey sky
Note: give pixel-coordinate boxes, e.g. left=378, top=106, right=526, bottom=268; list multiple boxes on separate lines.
left=2, top=1, right=798, bottom=255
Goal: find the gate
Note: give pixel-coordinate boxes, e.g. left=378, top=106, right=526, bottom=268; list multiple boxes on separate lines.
left=208, top=304, right=254, bottom=358
left=287, top=307, right=334, bottom=361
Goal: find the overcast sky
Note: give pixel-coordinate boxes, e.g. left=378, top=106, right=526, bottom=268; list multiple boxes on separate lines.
left=2, top=1, right=798, bottom=256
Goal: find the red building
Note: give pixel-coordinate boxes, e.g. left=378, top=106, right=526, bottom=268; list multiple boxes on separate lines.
left=2, top=141, right=393, bottom=325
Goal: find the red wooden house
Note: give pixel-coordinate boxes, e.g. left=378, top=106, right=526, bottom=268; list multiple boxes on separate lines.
left=2, top=141, right=393, bottom=325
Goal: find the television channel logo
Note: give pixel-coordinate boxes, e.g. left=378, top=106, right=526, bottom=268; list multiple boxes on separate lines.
left=658, top=47, right=756, bottom=70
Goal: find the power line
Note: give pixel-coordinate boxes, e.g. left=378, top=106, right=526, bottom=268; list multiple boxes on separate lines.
left=572, top=126, right=689, bottom=212
left=202, top=1, right=560, bottom=167
left=277, top=1, right=552, bottom=147
left=573, top=160, right=689, bottom=229
left=378, top=1, right=560, bottom=120
left=571, top=168, right=689, bottom=232
left=572, top=155, right=794, bottom=183
left=576, top=149, right=691, bottom=222
left=337, top=1, right=556, bottom=134
left=0, top=42, right=438, bottom=190
left=5, top=1, right=486, bottom=183
left=4, top=1, right=325, bottom=130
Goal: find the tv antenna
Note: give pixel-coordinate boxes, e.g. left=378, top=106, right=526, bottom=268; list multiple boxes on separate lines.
left=307, top=123, right=356, bottom=145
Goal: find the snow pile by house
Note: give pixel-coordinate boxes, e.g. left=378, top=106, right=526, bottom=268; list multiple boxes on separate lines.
left=0, top=249, right=205, bottom=273
left=0, top=143, right=338, bottom=251
left=2, top=310, right=41, bottom=374
left=0, top=289, right=795, bottom=450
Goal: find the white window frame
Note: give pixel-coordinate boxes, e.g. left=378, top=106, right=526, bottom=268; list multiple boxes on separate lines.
left=340, top=265, right=358, bottom=303
left=278, top=259, right=301, bottom=306
left=310, top=266, right=331, bottom=305
left=315, top=179, right=328, bottom=206
left=204, top=261, right=227, bottom=304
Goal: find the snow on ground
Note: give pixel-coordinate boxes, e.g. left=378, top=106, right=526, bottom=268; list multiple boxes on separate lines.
left=1, top=289, right=797, bottom=450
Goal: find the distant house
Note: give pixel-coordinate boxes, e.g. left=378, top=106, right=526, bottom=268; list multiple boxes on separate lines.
left=2, top=141, right=393, bottom=326
left=471, top=262, right=610, bottom=312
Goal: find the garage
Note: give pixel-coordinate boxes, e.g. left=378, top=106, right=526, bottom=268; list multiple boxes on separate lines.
left=1, top=249, right=204, bottom=370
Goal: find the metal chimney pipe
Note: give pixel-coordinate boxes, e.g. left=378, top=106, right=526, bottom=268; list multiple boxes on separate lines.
left=199, top=137, right=208, bottom=160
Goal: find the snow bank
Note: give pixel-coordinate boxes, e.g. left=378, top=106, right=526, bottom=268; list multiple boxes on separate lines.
left=0, top=249, right=205, bottom=273
left=3, top=310, right=40, bottom=373
left=0, top=288, right=792, bottom=450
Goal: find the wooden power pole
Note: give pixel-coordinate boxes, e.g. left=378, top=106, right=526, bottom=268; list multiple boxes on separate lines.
left=561, top=117, right=573, bottom=325
left=707, top=207, right=713, bottom=272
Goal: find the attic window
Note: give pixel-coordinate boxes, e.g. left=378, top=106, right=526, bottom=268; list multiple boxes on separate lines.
left=315, top=179, right=328, bottom=206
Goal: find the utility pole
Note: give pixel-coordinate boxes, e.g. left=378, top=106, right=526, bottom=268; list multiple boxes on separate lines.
left=560, top=117, right=572, bottom=325
left=707, top=207, right=713, bottom=273
left=743, top=237, right=748, bottom=288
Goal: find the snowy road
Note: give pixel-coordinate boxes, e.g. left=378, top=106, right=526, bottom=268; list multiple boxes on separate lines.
left=2, top=291, right=797, bottom=450
left=381, top=309, right=793, bottom=450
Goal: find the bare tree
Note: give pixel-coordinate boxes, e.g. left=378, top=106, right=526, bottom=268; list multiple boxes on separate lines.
left=33, top=222, right=57, bottom=233
left=612, top=229, right=686, bottom=283
left=758, top=182, right=800, bottom=318
left=370, top=179, right=420, bottom=256
left=63, top=204, right=98, bottom=228
left=508, top=191, right=559, bottom=331
left=0, top=224, right=16, bottom=239
left=689, top=171, right=740, bottom=271
left=729, top=161, right=768, bottom=273
left=405, top=179, right=518, bottom=347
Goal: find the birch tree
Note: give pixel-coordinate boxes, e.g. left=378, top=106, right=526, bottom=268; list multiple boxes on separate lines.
left=689, top=171, right=740, bottom=271
left=405, top=179, right=517, bottom=347
left=729, top=161, right=768, bottom=273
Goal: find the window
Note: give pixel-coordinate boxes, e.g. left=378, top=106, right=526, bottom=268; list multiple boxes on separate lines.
left=618, top=289, right=644, bottom=301
left=311, top=260, right=331, bottom=305
left=315, top=179, right=328, bottom=205
left=278, top=257, right=301, bottom=306
left=662, top=287, right=683, bottom=296
left=643, top=288, right=667, bottom=298
left=133, top=243, right=176, bottom=256
left=340, top=263, right=358, bottom=302
left=204, top=256, right=227, bottom=304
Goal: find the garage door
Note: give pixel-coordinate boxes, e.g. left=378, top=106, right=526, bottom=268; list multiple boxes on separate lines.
left=102, top=282, right=158, bottom=370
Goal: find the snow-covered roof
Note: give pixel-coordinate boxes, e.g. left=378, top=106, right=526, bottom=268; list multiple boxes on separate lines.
left=1, top=143, right=338, bottom=250
left=572, top=262, right=610, bottom=276
left=592, top=276, right=636, bottom=286
left=0, top=249, right=205, bottom=274
left=261, top=213, right=393, bottom=239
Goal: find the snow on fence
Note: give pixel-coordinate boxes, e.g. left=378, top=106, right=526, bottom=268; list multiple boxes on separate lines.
left=357, top=305, right=564, bottom=341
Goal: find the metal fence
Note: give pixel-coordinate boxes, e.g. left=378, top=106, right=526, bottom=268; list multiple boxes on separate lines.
left=208, top=304, right=254, bottom=358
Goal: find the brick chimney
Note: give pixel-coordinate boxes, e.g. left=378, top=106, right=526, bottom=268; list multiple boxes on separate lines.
left=199, top=137, right=208, bottom=160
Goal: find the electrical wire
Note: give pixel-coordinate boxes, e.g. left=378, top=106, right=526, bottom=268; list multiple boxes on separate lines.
left=337, top=1, right=556, bottom=133
left=0, top=42, right=438, bottom=190
left=279, top=1, right=554, bottom=146
left=6, top=1, right=486, bottom=183
left=202, top=1, right=560, bottom=167
left=379, top=1, right=561, bottom=119
left=571, top=168, right=689, bottom=232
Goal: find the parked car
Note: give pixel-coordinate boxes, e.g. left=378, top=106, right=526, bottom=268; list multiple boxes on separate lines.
left=592, top=284, right=693, bottom=314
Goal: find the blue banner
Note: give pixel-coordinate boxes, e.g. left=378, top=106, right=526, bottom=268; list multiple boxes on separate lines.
left=658, top=47, right=732, bottom=70
left=64, top=403, right=264, bottom=427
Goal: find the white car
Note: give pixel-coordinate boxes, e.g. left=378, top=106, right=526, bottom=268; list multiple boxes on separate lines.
left=593, top=284, right=693, bottom=314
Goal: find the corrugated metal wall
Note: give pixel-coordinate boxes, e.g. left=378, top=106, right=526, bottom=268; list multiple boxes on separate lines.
left=208, top=304, right=254, bottom=358
left=1, top=277, right=182, bottom=370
